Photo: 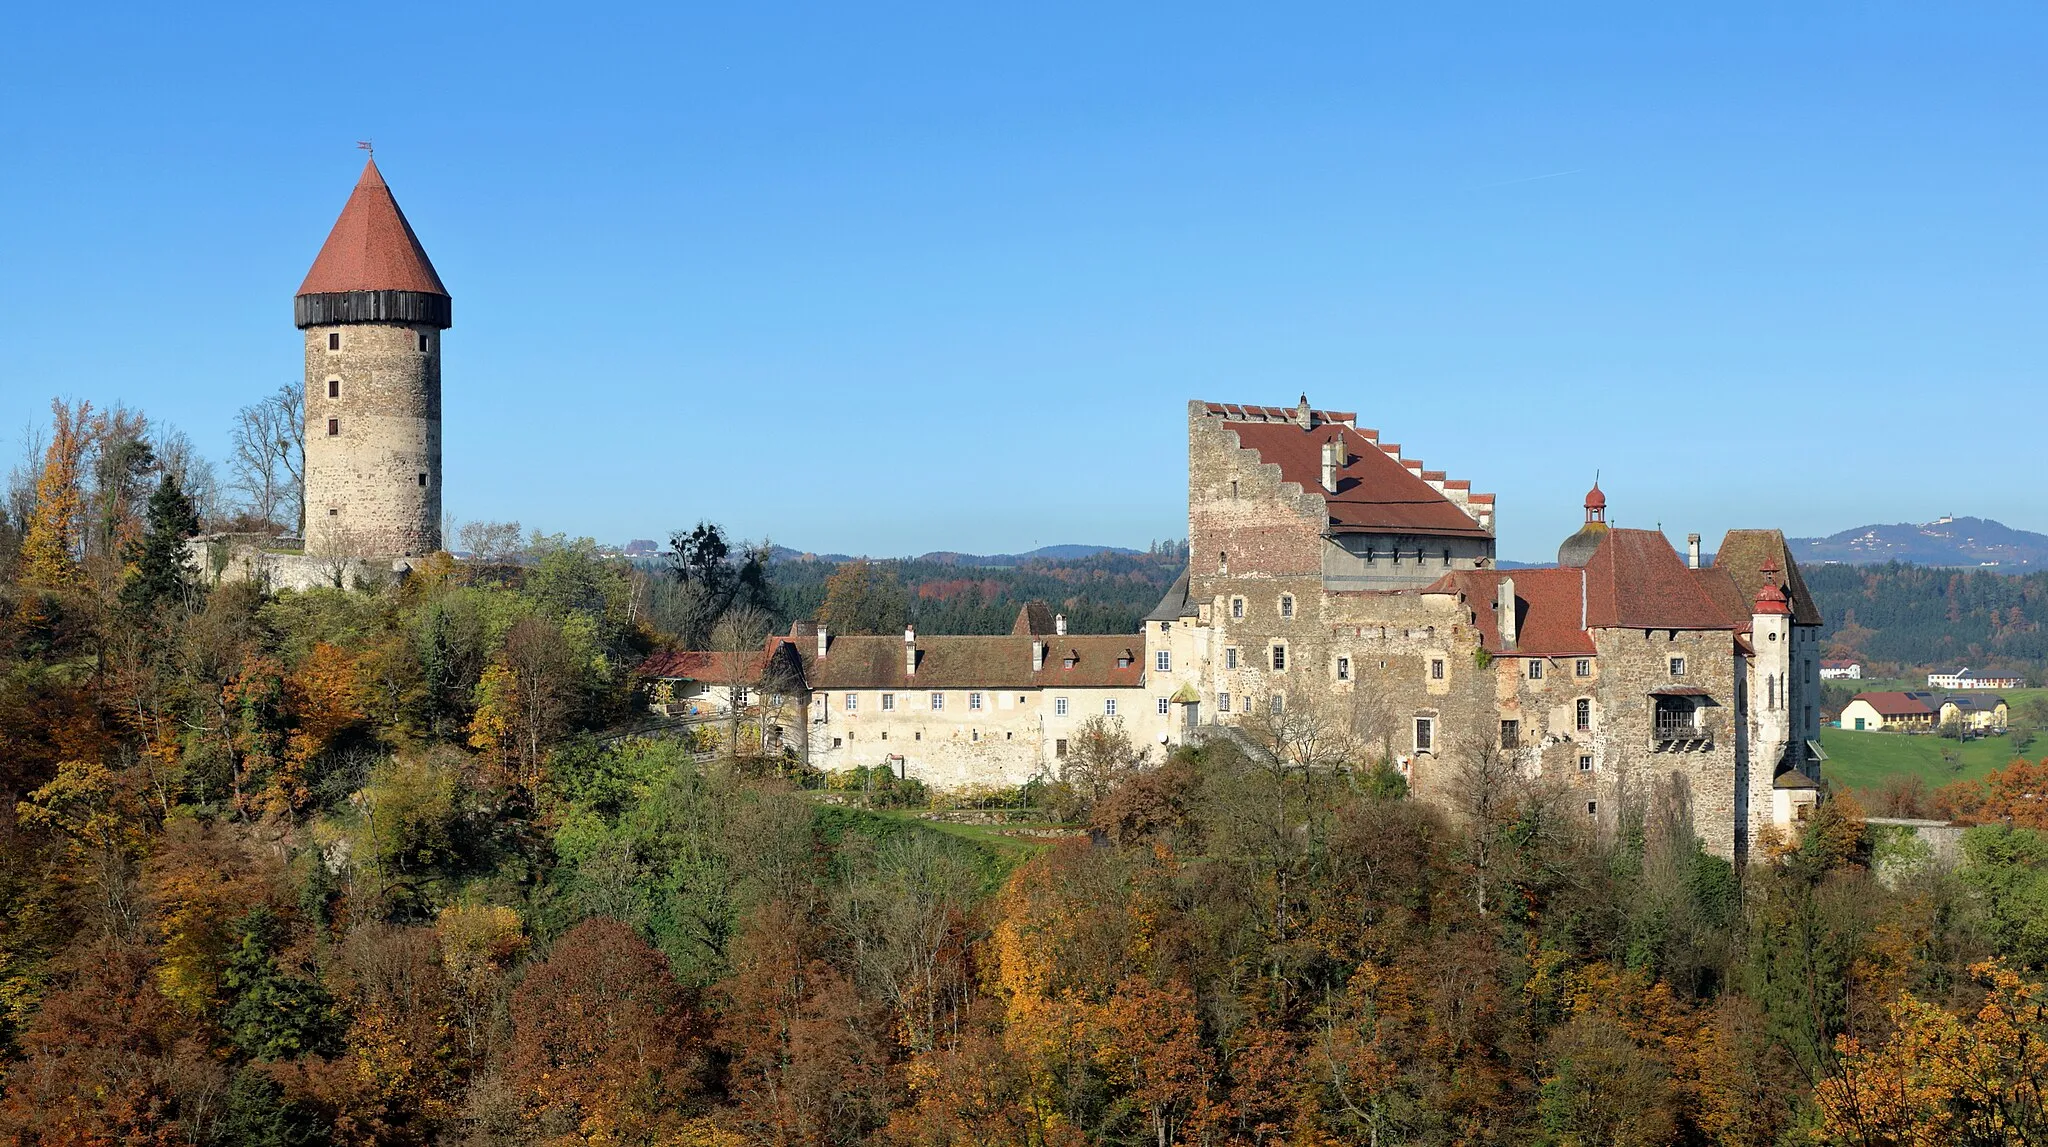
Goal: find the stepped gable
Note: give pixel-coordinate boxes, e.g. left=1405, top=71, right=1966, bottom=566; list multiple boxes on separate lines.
left=297, top=158, right=449, bottom=297
left=799, top=634, right=1144, bottom=690
left=1424, top=568, right=1597, bottom=655
left=1713, top=530, right=1821, bottom=626
left=1204, top=402, right=1492, bottom=538
left=1581, top=529, right=1735, bottom=631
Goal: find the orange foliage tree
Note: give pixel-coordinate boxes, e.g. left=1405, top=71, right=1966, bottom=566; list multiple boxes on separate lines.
left=507, top=917, right=705, bottom=1142
left=1817, top=959, right=2048, bottom=1144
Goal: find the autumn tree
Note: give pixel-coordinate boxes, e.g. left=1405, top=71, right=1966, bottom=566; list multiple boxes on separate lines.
left=469, top=615, right=577, bottom=790
left=16, top=398, right=92, bottom=593
left=815, top=559, right=910, bottom=636
left=1818, top=960, right=2048, bottom=1145
left=721, top=900, right=887, bottom=1145
left=507, top=917, right=704, bottom=1142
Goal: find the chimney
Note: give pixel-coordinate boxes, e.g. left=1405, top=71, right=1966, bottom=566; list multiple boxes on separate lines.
left=1296, top=394, right=1313, bottom=428
left=1687, top=534, right=1701, bottom=570
left=816, top=625, right=829, bottom=659
left=1055, top=613, right=1067, bottom=636
left=1321, top=437, right=1340, bottom=492
left=904, top=625, right=916, bottom=677
left=1032, top=640, right=1045, bottom=672
left=1496, top=576, right=1517, bottom=650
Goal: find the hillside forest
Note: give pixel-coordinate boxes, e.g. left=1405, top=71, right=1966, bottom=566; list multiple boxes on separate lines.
left=1809, top=561, right=2048, bottom=679
left=12, top=397, right=2048, bottom=1144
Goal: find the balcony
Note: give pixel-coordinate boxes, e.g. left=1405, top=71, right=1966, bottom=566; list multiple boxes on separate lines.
left=1653, top=711, right=1715, bottom=751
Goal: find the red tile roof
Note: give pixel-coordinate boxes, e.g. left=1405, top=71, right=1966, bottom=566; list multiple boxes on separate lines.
left=1853, top=691, right=1936, bottom=718
left=804, top=633, right=1145, bottom=690
left=297, top=158, right=449, bottom=297
left=1424, top=568, right=1596, bottom=656
left=1221, top=418, right=1492, bottom=538
left=639, top=649, right=769, bottom=682
left=1582, top=530, right=1734, bottom=631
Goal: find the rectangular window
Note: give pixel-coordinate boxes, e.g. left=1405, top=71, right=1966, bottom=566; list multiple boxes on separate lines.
left=1104, top=699, right=1117, bottom=716
left=968, top=692, right=982, bottom=711
left=1430, top=658, right=1444, bottom=680
left=1576, top=698, right=1592, bottom=733
left=1055, top=697, right=1069, bottom=716
left=832, top=737, right=842, bottom=748
left=1586, top=801, right=1598, bottom=816
left=1414, top=716, right=1435, bottom=752
left=328, top=332, right=340, bottom=350
left=1231, top=597, right=1245, bottom=619
left=845, top=693, right=857, bottom=712
left=931, top=692, right=944, bottom=711
left=1575, top=658, right=1591, bottom=677
left=328, top=379, right=339, bottom=398
left=1270, top=694, right=1285, bottom=714
left=1271, top=645, right=1286, bottom=671
left=418, top=472, right=427, bottom=487
left=1156, top=697, right=1170, bottom=715
left=733, top=687, right=749, bottom=707
left=1529, top=660, right=1544, bottom=680
left=1156, top=650, right=1171, bottom=672
left=1336, top=656, right=1350, bottom=681
left=1500, top=719, right=1519, bottom=749
left=326, top=418, right=339, bottom=436
left=1578, top=754, right=1593, bottom=773
left=1217, top=691, right=1231, bottom=713
left=1280, top=595, right=1294, bottom=619
left=881, top=693, right=895, bottom=711
left=1225, top=648, right=1239, bottom=670
left=1670, top=657, right=1686, bottom=676
left=1056, top=738, right=1069, bottom=758
left=418, top=333, right=430, bottom=353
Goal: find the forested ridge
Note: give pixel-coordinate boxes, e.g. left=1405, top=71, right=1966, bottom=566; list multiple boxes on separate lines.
left=1809, top=561, right=2048, bottom=677
left=12, top=402, right=2048, bottom=1144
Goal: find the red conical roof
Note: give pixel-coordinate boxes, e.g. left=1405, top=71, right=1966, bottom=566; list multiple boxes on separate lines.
left=296, top=159, right=448, bottom=297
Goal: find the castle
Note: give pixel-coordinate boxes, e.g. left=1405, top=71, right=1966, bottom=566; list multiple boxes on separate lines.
left=656, top=399, right=1825, bottom=865
left=262, top=159, right=1823, bottom=863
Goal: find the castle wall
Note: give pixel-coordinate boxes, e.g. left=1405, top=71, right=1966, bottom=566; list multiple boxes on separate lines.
left=806, top=684, right=1170, bottom=790
left=303, top=323, right=441, bottom=559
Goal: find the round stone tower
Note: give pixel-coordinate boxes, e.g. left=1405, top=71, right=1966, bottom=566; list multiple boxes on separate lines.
left=296, top=158, right=451, bottom=560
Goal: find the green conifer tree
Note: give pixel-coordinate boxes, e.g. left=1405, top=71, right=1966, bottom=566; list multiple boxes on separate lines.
left=118, top=470, right=200, bottom=615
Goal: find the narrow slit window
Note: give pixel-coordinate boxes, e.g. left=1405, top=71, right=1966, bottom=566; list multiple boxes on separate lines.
left=417, top=472, right=427, bottom=487
left=327, top=418, right=339, bottom=436
left=327, top=379, right=339, bottom=398
left=418, top=333, right=430, bottom=353
left=328, top=332, right=340, bottom=350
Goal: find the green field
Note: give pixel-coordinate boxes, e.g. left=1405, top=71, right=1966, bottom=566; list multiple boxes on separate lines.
left=1820, top=725, right=2042, bottom=795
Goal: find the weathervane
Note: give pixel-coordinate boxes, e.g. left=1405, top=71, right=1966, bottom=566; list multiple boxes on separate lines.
left=356, top=139, right=374, bottom=156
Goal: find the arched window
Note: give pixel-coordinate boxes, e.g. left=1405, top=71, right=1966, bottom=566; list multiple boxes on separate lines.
left=1219, top=551, right=1228, bottom=573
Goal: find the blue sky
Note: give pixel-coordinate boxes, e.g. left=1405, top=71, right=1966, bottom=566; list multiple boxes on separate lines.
left=2, top=3, right=2042, bottom=561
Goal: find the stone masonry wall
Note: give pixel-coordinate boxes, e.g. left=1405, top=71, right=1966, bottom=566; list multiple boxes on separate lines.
left=303, top=323, right=441, bottom=559
left=1589, top=627, right=1743, bottom=860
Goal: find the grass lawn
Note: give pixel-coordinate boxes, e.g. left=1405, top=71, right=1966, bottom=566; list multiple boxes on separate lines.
left=1820, top=725, right=2043, bottom=796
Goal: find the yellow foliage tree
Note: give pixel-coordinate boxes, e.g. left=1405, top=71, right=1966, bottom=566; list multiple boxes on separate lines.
left=1817, top=959, right=2048, bottom=1144
left=17, top=399, right=92, bottom=594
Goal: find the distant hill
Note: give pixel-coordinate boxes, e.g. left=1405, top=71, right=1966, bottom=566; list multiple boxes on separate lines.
left=1791, top=517, right=2048, bottom=568
left=770, top=544, right=1144, bottom=567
